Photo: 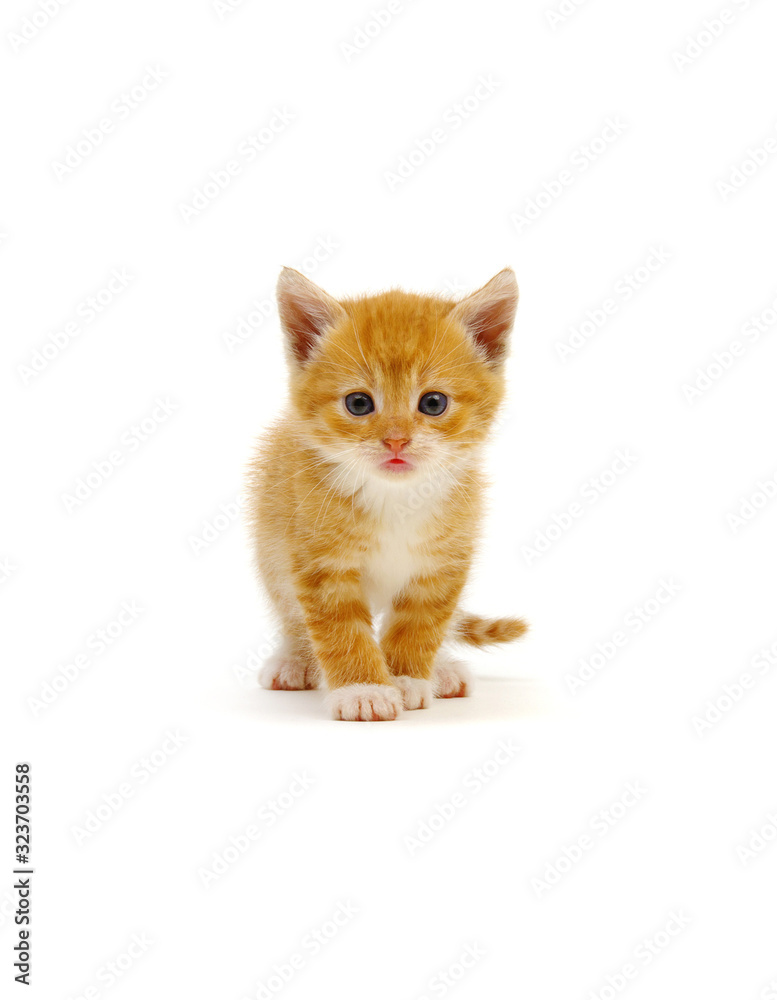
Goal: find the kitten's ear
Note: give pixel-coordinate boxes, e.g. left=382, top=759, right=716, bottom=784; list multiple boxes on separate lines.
left=449, top=268, right=518, bottom=366
left=276, top=267, right=346, bottom=364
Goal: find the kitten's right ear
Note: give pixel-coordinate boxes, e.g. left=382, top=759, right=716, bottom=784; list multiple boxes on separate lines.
left=449, top=268, right=518, bottom=367
left=276, top=267, right=345, bottom=364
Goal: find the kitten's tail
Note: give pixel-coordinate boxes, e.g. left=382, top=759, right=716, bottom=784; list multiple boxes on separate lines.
left=452, top=614, right=529, bottom=647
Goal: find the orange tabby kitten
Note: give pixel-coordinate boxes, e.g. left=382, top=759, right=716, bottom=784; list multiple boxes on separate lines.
left=247, top=267, right=527, bottom=721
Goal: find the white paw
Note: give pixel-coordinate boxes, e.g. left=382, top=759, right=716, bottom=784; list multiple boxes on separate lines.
left=259, top=652, right=319, bottom=691
left=432, top=655, right=471, bottom=699
left=392, top=675, right=432, bottom=711
left=326, top=683, right=403, bottom=721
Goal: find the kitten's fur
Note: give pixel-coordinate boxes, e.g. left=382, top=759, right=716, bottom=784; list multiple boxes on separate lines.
left=247, top=267, right=527, bottom=721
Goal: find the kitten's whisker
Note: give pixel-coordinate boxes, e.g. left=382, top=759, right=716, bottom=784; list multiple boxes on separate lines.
left=424, top=305, right=449, bottom=372
left=281, top=449, right=359, bottom=536
left=423, top=359, right=482, bottom=377
left=343, top=304, right=372, bottom=376
left=316, top=360, right=365, bottom=380
left=422, top=316, right=459, bottom=371
left=314, top=458, right=360, bottom=532
left=287, top=447, right=356, bottom=480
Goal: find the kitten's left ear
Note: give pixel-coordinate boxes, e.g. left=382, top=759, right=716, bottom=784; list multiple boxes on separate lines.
left=276, top=267, right=346, bottom=365
left=449, top=268, right=518, bottom=366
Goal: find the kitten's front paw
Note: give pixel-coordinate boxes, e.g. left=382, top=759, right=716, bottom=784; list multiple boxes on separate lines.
left=432, top=656, right=471, bottom=698
left=259, top=653, right=319, bottom=691
left=392, top=675, right=432, bottom=711
left=326, top=683, right=403, bottom=721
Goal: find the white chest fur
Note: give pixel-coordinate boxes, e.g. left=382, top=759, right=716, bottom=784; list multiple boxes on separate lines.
left=359, top=477, right=441, bottom=614
left=363, top=515, right=427, bottom=612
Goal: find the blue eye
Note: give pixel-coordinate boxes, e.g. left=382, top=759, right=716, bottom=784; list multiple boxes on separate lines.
left=345, top=392, right=375, bottom=415
left=418, top=392, right=448, bottom=415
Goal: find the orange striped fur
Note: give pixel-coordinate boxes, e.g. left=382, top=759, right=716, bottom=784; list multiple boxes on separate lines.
left=247, top=267, right=527, bottom=720
left=453, top=614, right=529, bottom=646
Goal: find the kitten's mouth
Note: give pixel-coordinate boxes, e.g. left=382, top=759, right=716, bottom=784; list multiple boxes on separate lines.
left=380, top=456, right=414, bottom=473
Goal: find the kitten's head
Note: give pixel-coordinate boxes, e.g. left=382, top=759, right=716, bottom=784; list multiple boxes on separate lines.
left=276, top=267, right=518, bottom=482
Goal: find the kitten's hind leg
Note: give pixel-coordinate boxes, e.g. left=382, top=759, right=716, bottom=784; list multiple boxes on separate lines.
left=431, top=647, right=472, bottom=699
left=259, top=631, right=320, bottom=691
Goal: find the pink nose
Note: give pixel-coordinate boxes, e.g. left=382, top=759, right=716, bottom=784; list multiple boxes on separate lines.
left=383, top=437, right=410, bottom=455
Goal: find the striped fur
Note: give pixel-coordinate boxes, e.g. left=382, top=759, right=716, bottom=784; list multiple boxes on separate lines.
left=452, top=614, right=529, bottom=647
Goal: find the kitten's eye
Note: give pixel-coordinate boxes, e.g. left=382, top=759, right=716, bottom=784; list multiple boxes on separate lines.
left=344, top=392, right=375, bottom=416
left=418, top=391, right=448, bottom=416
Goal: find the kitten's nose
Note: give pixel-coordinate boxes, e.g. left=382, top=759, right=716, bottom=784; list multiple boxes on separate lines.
left=383, top=437, right=410, bottom=455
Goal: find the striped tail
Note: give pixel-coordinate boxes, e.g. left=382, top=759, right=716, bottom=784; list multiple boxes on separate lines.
left=452, top=614, right=529, bottom=647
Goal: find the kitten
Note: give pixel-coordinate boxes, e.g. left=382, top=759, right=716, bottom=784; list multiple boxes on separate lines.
left=247, top=267, right=528, bottom=721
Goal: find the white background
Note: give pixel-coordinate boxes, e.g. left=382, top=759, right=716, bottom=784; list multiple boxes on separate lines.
left=3, top=0, right=777, bottom=997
